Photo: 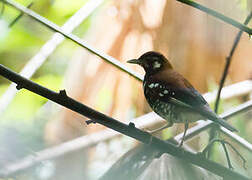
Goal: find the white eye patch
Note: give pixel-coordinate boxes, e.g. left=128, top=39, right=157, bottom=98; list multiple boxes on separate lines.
left=153, top=61, right=161, bottom=69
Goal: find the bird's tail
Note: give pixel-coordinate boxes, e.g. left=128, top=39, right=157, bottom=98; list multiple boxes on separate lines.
left=198, top=104, right=237, bottom=132
left=212, top=117, right=237, bottom=132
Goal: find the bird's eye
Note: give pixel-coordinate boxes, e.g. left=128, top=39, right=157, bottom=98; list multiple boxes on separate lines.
left=153, top=61, right=161, bottom=69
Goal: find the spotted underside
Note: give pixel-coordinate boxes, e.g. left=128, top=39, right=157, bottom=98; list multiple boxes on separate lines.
left=143, top=79, right=204, bottom=124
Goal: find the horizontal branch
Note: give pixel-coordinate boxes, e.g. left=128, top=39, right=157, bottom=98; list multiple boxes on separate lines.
left=176, top=0, right=252, bottom=35
left=0, top=65, right=249, bottom=179
left=1, top=0, right=143, bottom=82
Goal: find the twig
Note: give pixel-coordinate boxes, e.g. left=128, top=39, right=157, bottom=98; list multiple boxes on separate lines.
left=0, top=65, right=249, bottom=179
left=220, top=123, right=252, bottom=154
left=202, top=139, right=246, bottom=170
left=222, top=142, right=233, bottom=169
left=8, top=2, right=33, bottom=27
left=176, top=0, right=252, bottom=35
left=1, top=0, right=143, bottom=82
left=174, top=100, right=252, bottom=152
left=0, top=0, right=104, bottom=115
left=215, top=11, right=252, bottom=113
left=0, top=1, right=4, bottom=18
left=85, top=119, right=96, bottom=125
left=202, top=139, right=231, bottom=169
left=209, top=11, right=252, bottom=157
left=1, top=0, right=250, bottom=114
left=225, top=141, right=247, bottom=170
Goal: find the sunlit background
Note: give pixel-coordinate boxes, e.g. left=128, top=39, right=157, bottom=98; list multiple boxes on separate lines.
left=0, top=0, right=251, bottom=179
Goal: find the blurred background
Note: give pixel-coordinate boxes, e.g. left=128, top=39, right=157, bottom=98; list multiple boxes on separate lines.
left=0, top=0, right=251, bottom=179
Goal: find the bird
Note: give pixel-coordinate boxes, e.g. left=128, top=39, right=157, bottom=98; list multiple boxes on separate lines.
left=127, top=51, right=237, bottom=147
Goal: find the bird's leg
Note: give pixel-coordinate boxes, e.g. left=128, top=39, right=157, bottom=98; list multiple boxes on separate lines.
left=148, top=121, right=173, bottom=134
left=179, top=120, right=189, bottom=147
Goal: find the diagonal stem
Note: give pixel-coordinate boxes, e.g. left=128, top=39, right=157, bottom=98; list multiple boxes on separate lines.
left=0, top=0, right=105, bottom=115
left=208, top=11, right=252, bottom=158
left=0, top=0, right=4, bottom=17
left=214, top=11, right=252, bottom=113
left=176, top=0, right=252, bottom=35
left=8, top=2, right=33, bottom=27
left=1, top=0, right=143, bottom=82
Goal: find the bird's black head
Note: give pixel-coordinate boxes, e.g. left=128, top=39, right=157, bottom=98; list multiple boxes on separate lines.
left=127, top=51, right=172, bottom=74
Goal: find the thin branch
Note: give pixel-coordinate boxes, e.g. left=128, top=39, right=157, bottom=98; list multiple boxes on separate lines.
left=215, top=11, right=252, bottom=113
left=0, top=1, right=4, bottom=18
left=174, top=100, right=252, bottom=152
left=222, top=142, right=233, bottom=169
left=202, top=139, right=247, bottom=170
left=1, top=0, right=250, bottom=113
left=209, top=11, right=252, bottom=157
left=220, top=123, right=252, bottom=154
left=8, top=2, right=33, bottom=27
left=1, top=100, right=251, bottom=176
left=0, top=65, right=249, bottom=179
left=224, top=141, right=247, bottom=170
left=0, top=0, right=104, bottom=115
left=176, top=0, right=252, bottom=35
left=203, top=139, right=233, bottom=169
left=177, top=80, right=252, bottom=146
left=1, top=0, right=143, bottom=82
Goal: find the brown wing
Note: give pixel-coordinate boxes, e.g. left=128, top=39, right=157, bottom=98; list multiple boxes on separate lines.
left=145, top=70, right=237, bottom=132
left=150, top=70, right=208, bottom=108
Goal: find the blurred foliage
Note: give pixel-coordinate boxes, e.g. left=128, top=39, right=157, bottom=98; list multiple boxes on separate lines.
left=0, top=0, right=92, bottom=176
left=239, top=0, right=252, bottom=11
left=0, top=0, right=251, bottom=179
left=1, top=74, right=62, bottom=123
left=0, top=0, right=92, bottom=118
left=0, top=0, right=90, bottom=75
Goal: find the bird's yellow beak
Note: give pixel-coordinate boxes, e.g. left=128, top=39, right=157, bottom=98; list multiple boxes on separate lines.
left=127, top=59, right=140, bottom=65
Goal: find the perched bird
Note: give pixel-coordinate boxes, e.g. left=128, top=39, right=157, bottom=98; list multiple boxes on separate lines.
left=127, top=51, right=237, bottom=146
